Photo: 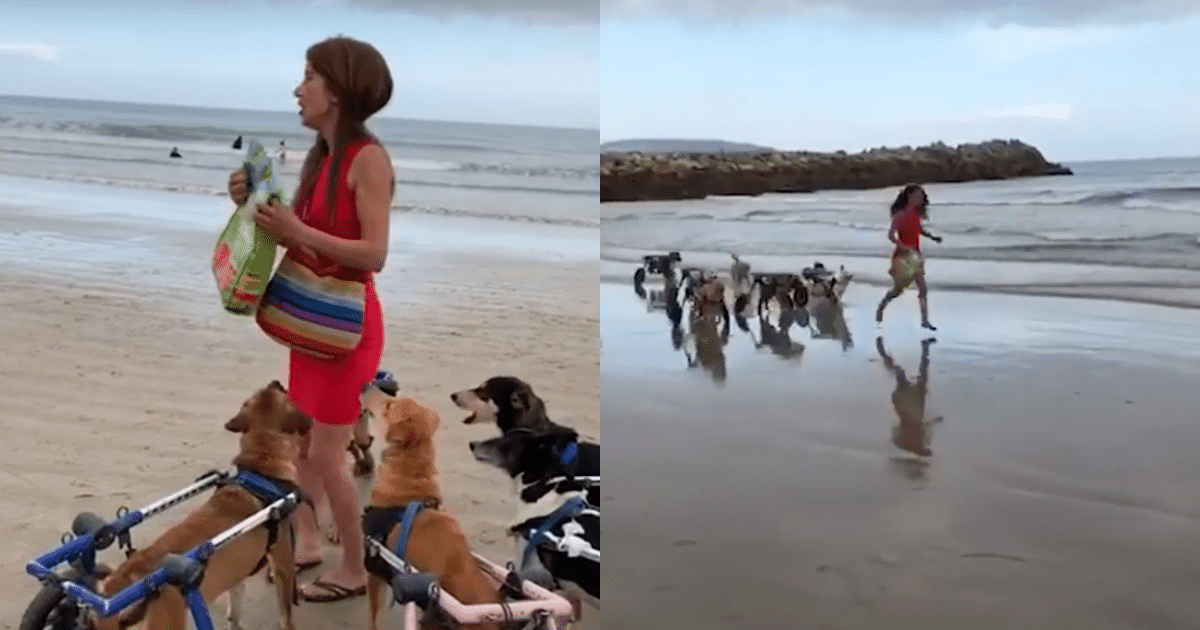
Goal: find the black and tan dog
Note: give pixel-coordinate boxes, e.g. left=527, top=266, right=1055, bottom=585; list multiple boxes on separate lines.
left=91, top=381, right=309, bottom=630
left=470, top=428, right=600, bottom=617
left=633, top=251, right=683, bottom=286
left=752, top=272, right=809, bottom=315
left=451, top=376, right=569, bottom=435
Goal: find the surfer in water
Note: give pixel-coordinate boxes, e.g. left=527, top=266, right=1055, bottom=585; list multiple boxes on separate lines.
left=169, top=147, right=182, bottom=158
left=277, top=140, right=287, bottom=163
left=876, top=183, right=942, bottom=330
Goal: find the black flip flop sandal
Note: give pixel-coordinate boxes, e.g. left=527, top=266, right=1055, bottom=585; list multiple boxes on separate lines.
left=301, top=579, right=366, bottom=603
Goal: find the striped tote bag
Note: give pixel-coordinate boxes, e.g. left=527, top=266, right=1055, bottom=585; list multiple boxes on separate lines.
left=255, top=247, right=367, bottom=359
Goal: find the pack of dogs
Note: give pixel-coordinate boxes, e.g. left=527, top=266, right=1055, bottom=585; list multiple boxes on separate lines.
left=87, top=376, right=598, bottom=630
left=634, top=250, right=854, bottom=322
left=632, top=252, right=856, bottom=382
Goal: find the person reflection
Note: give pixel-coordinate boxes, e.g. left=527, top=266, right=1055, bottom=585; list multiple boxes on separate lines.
left=876, top=336, right=943, bottom=460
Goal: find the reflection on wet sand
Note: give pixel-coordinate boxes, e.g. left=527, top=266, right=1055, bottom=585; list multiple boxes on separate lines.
left=602, top=280, right=1200, bottom=629
left=876, top=335, right=945, bottom=479
left=683, top=307, right=730, bottom=383
left=744, top=309, right=807, bottom=360
left=634, top=276, right=854, bottom=382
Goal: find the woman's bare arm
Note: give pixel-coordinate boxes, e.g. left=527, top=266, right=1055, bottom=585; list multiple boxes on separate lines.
left=887, top=212, right=903, bottom=245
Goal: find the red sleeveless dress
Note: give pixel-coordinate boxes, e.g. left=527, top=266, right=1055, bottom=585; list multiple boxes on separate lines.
left=287, top=137, right=385, bottom=426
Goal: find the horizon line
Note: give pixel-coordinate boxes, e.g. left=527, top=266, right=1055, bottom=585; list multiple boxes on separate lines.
left=0, top=93, right=598, bottom=134
left=598, top=137, right=1199, bottom=164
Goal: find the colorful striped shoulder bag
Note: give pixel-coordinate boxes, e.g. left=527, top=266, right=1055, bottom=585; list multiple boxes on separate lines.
left=254, top=239, right=368, bottom=360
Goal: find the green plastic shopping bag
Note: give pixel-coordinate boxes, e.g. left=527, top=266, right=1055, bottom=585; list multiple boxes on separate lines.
left=212, top=139, right=285, bottom=315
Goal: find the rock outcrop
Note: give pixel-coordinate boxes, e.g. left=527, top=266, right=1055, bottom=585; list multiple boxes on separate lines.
left=600, top=139, right=1072, bottom=202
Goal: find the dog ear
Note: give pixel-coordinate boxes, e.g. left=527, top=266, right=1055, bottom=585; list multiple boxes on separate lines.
left=269, top=380, right=286, bottom=392
left=283, top=408, right=313, bottom=435
left=224, top=414, right=249, bottom=433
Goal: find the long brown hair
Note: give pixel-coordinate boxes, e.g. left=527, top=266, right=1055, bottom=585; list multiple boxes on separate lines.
left=296, top=36, right=393, bottom=218
left=890, top=183, right=928, bottom=218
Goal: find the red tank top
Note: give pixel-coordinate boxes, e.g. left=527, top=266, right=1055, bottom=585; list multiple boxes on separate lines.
left=895, top=207, right=922, bottom=252
left=297, top=136, right=376, bottom=274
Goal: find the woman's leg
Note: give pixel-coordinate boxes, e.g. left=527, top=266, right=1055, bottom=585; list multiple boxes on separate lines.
left=913, top=272, right=936, bottom=329
left=292, top=432, right=326, bottom=565
left=877, top=253, right=907, bottom=322
left=299, top=420, right=368, bottom=594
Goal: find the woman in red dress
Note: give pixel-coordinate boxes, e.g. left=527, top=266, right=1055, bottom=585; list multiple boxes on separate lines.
left=227, top=36, right=395, bottom=603
left=876, top=184, right=942, bottom=330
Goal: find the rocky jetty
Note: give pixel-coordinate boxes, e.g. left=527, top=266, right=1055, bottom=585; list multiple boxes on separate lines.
left=600, top=139, right=1073, bottom=202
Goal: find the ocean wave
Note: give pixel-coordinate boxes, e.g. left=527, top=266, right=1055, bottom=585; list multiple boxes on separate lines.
left=0, top=169, right=598, bottom=228
left=932, top=186, right=1200, bottom=210
left=0, top=118, right=595, bottom=180
left=455, top=162, right=599, bottom=180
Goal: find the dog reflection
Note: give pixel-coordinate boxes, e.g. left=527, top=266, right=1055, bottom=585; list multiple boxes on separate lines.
left=683, top=305, right=731, bottom=384
left=809, top=295, right=853, bottom=351
left=749, top=309, right=806, bottom=360
left=876, top=336, right=943, bottom=473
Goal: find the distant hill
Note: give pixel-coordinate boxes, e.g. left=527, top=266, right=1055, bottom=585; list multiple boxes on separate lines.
left=601, top=138, right=774, bottom=154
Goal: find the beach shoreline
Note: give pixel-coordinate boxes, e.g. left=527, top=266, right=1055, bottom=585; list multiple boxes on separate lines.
left=0, top=178, right=598, bottom=629
left=601, top=279, right=1200, bottom=629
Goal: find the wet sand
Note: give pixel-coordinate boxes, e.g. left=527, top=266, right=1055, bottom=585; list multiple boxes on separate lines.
left=0, top=178, right=598, bottom=629
left=601, top=279, right=1200, bottom=629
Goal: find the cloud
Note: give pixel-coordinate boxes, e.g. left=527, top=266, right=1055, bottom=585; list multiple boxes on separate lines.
left=286, top=0, right=596, bottom=23
left=603, top=0, right=1200, bottom=27
left=0, top=42, right=60, bottom=61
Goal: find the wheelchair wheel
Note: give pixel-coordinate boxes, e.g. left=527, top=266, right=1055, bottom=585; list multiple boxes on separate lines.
left=20, top=564, right=110, bottom=630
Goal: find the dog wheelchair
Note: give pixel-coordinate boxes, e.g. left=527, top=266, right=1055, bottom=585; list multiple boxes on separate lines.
left=21, top=468, right=301, bottom=630
left=632, top=251, right=682, bottom=287
left=362, top=497, right=591, bottom=630
left=21, top=370, right=400, bottom=630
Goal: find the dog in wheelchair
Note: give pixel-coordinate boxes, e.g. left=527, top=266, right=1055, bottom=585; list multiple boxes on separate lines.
left=632, top=251, right=683, bottom=287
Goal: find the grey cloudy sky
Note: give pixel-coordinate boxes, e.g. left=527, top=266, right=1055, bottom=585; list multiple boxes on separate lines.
left=603, top=0, right=1200, bottom=26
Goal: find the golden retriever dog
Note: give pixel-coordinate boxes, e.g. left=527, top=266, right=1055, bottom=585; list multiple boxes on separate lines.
left=90, top=381, right=310, bottom=630
left=365, top=395, right=502, bottom=630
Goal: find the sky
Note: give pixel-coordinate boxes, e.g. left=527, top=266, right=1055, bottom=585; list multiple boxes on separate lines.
left=601, top=0, right=1200, bottom=161
left=0, top=0, right=597, bottom=129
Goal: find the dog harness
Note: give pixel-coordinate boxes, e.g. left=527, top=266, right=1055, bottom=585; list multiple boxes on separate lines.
left=214, top=468, right=303, bottom=575
left=520, top=438, right=600, bottom=508
left=362, top=500, right=440, bottom=559
left=516, top=495, right=596, bottom=568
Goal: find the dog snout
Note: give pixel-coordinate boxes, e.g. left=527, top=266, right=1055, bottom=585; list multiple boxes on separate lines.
left=468, top=440, right=478, bottom=450
left=450, top=391, right=459, bottom=402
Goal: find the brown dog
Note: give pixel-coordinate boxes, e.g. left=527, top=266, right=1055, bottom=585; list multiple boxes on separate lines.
left=365, top=395, right=502, bottom=630
left=90, top=381, right=310, bottom=630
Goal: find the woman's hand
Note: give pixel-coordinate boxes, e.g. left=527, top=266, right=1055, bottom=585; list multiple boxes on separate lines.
left=254, top=198, right=305, bottom=243
left=228, top=168, right=248, bottom=206
left=931, top=235, right=943, bottom=244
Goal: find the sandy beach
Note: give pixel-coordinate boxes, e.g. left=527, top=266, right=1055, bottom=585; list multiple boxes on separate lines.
left=601, top=277, right=1200, bottom=629
left=0, top=175, right=599, bottom=629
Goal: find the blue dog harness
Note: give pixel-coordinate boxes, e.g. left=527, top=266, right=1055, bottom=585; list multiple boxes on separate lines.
left=215, top=468, right=302, bottom=575
left=520, top=495, right=590, bottom=568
